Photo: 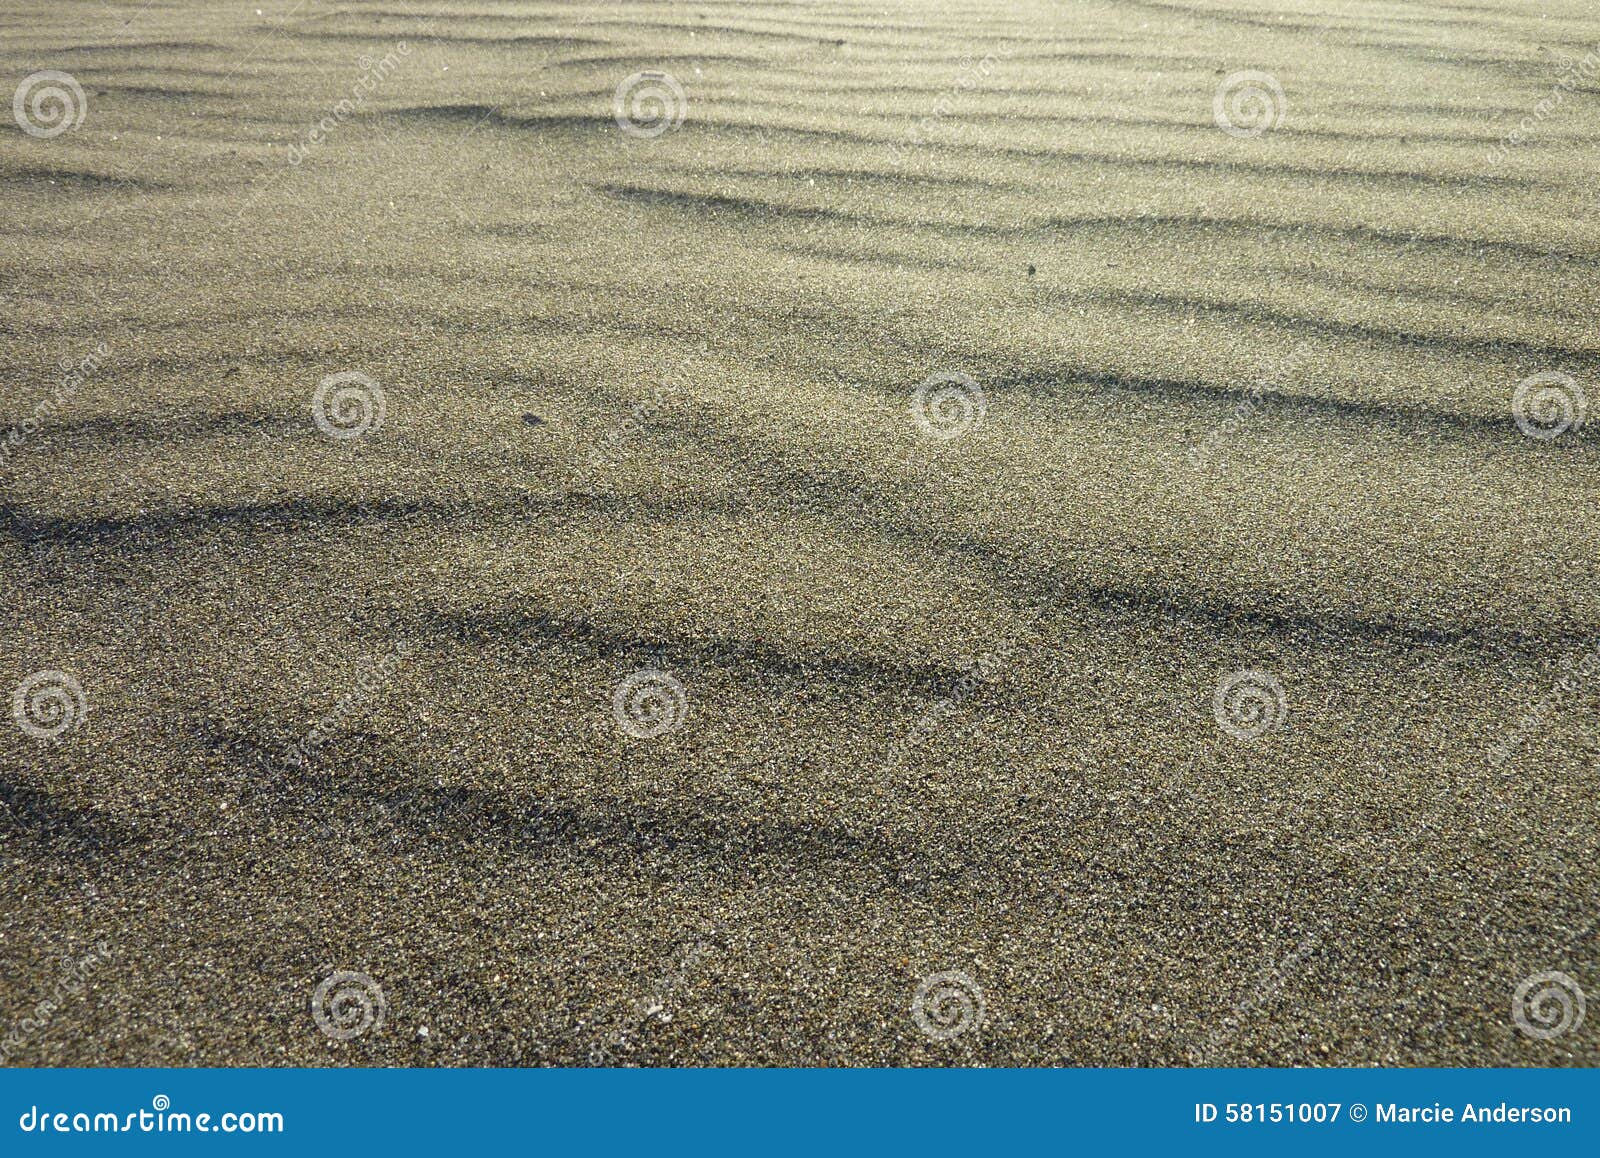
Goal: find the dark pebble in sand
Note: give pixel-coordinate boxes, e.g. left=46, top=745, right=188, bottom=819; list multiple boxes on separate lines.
left=522, top=413, right=546, bottom=426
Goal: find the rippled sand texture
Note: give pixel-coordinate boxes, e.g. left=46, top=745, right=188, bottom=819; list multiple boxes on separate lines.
left=3, top=0, right=1599, bottom=1066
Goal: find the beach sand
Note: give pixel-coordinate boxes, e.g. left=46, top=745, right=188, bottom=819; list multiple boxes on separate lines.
left=2, top=0, right=1598, bottom=1065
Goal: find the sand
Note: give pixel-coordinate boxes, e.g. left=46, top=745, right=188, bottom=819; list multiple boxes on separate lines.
left=2, top=0, right=1598, bottom=1066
